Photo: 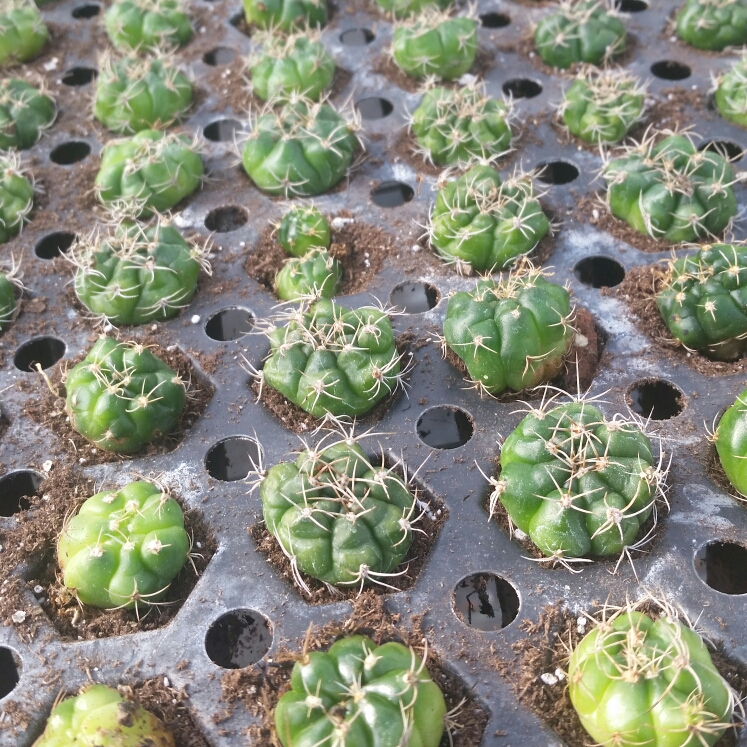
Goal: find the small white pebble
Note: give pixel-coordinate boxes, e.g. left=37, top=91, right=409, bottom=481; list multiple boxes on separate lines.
left=103, top=322, right=113, bottom=333
left=592, top=209, right=600, bottom=220
left=42, top=494, right=50, bottom=502
left=411, top=244, right=420, bottom=252
left=33, top=585, right=43, bottom=595
left=540, top=673, right=558, bottom=686
left=331, top=217, right=355, bottom=230
left=514, top=528, right=528, bottom=541
left=555, top=668, right=566, bottom=681
left=564, top=585, right=570, bottom=591
left=577, top=616, right=587, bottom=627
left=196, top=541, right=202, bottom=549
left=191, top=314, right=200, bottom=324
left=240, top=241, right=246, bottom=248
left=11, top=611, right=26, bottom=624
left=166, top=345, right=177, bottom=352
left=42, top=460, right=53, bottom=472
left=151, top=324, right=158, bottom=331
left=79, top=458, right=87, bottom=464
left=43, top=57, right=58, bottom=71
left=574, top=334, right=589, bottom=348
left=458, top=72, right=478, bottom=86
left=164, top=677, right=170, bottom=688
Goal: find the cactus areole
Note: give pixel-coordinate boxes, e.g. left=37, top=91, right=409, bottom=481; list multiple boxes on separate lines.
left=104, top=0, right=192, bottom=52
left=274, top=636, right=447, bottom=747
left=242, top=0, right=328, bottom=31
left=715, top=386, right=747, bottom=495
left=677, top=0, right=747, bottom=50
left=0, top=78, right=55, bottom=150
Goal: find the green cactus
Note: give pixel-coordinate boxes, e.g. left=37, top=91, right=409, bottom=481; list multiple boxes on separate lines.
left=409, top=84, right=512, bottom=166
left=0, top=256, right=21, bottom=331
left=489, top=399, right=665, bottom=563
left=104, top=0, right=192, bottom=52
left=442, top=264, right=574, bottom=395
left=534, top=0, right=626, bottom=70
left=243, top=0, right=327, bottom=31
left=275, top=635, right=446, bottom=747
left=93, top=52, right=193, bottom=134
left=275, top=248, right=341, bottom=301
left=715, top=386, right=747, bottom=495
left=0, top=78, right=55, bottom=150
left=71, top=217, right=210, bottom=326
left=603, top=132, right=738, bottom=243
left=278, top=204, right=331, bottom=256
left=0, top=0, right=47, bottom=66
left=259, top=299, right=403, bottom=418
left=248, top=29, right=334, bottom=102
left=714, top=54, right=747, bottom=128
left=559, top=67, right=646, bottom=144
left=0, top=151, right=33, bottom=244
left=57, top=480, right=190, bottom=610
left=95, top=129, right=203, bottom=216
left=375, top=0, right=450, bottom=18
left=65, top=336, right=187, bottom=453
left=392, top=7, right=477, bottom=80
left=677, top=0, right=747, bottom=50
left=242, top=96, right=359, bottom=197
left=32, top=684, right=175, bottom=747
left=428, top=164, right=550, bottom=274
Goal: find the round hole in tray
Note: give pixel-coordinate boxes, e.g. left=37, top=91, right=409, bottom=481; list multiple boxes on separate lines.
left=573, top=256, right=625, bottom=289
left=340, top=28, right=375, bottom=45
left=205, top=609, right=272, bottom=668
left=371, top=181, right=414, bottom=208
left=389, top=282, right=439, bottom=313
left=356, top=96, right=393, bottom=120
left=699, top=139, right=745, bottom=162
left=71, top=3, right=100, bottom=18
left=61, top=67, right=97, bottom=86
left=627, top=379, right=684, bottom=420
left=536, top=160, right=579, bottom=185
left=35, top=231, right=76, bottom=259
left=417, top=406, right=474, bottom=449
left=479, top=12, right=510, bottom=27
left=13, top=337, right=66, bottom=372
left=203, top=46, right=236, bottom=66
left=205, top=205, right=248, bottom=233
left=694, top=541, right=747, bottom=595
left=502, top=78, right=542, bottom=99
left=0, top=470, right=43, bottom=517
left=50, top=141, right=90, bottom=165
left=616, top=0, right=648, bottom=10
left=0, top=648, right=20, bottom=699
left=205, top=307, right=254, bottom=341
left=650, top=60, right=691, bottom=81
left=453, top=573, right=520, bottom=630
left=203, top=118, right=242, bottom=143
left=205, top=436, right=261, bottom=481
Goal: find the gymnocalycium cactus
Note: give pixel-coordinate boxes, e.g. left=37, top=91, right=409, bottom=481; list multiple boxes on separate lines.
left=392, top=7, right=477, bottom=80
left=243, top=0, right=327, bottom=31
left=410, top=84, right=512, bottom=166
left=0, top=0, right=47, bottom=66
left=276, top=248, right=341, bottom=301
left=376, top=0, right=450, bottom=18
left=0, top=256, right=21, bottom=331
left=569, top=601, right=736, bottom=747
left=258, top=299, right=404, bottom=418
left=65, top=336, right=187, bottom=453
left=242, top=96, right=359, bottom=197
left=677, top=0, right=747, bottom=51
left=715, top=387, right=747, bottom=495
left=428, top=164, right=550, bottom=273
left=95, top=129, right=203, bottom=216
left=105, top=0, right=192, bottom=52
left=442, top=264, right=574, bottom=395
left=559, top=66, right=646, bottom=144
left=32, top=685, right=175, bottom=747
left=603, top=131, right=738, bottom=242
left=534, top=0, right=626, bottom=69
left=58, top=480, right=190, bottom=610
left=248, top=29, right=334, bottom=102
left=0, top=78, right=55, bottom=150
left=714, top=54, right=747, bottom=128
left=71, top=217, right=211, bottom=326
left=94, top=52, right=193, bottom=134
left=274, top=636, right=446, bottom=747
left=278, top=204, right=331, bottom=256
left=0, top=151, right=33, bottom=244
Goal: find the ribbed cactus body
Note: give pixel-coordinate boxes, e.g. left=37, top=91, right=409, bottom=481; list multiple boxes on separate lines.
left=677, top=0, right=747, bottom=50
left=275, top=248, right=341, bottom=300
left=0, top=0, right=47, bottom=66
left=376, top=0, right=450, bottom=18
left=0, top=272, right=16, bottom=330
left=0, top=153, right=32, bottom=244
left=0, top=79, right=55, bottom=150
left=105, top=0, right=192, bottom=51
left=715, top=387, right=747, bottom=495
left=715, top=55, right=747, bottom=128
left=242, top=0, right=327, bottom=30
left=278, top=205, right=330, bottom=256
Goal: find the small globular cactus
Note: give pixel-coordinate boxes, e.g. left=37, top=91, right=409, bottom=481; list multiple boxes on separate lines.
left=0, top=151, right=33, bottom=244
left=715, top=386, right=747, bottom=495
left=0, top=0, right=47, bottom=66
left=714, top=54, right=747, bottom=128
left=277, top=204, right=331, bottom=256
left=392, top=6, right=478, bottom=80
left=442, top=263, right=575, bottom=395
left=376, top=0, right=450, bottom=18
left=0, top=78, right=55, bottom=150
left=559, top=66, right=646, bottom=144
left=428, top=164, right=550, bottom=273
left=275, top=248, right=341, bottom=301
left=32, top=685, right=175, bottom=747
left=258, top=298, right=404, bottom=418
left=105, top=0, right=192, bottom=52
left=95, top=129, right=203, bottom=216
left=71, top=216, right=210, bottom=326
left=93, top=52, right=193, bottom=134
left=409, top=83, right=512, bottom=166
left=677, top=0, right=747, bottom=50
left=248, top=29, right=334, bottom=102
left=534, top=0, right=626, bottom=69
left=243, top=0, right=327, bottom=31
left=0, top=256, right=21, bottom=331
left=65, top=336, right=187, bottom=453
left=242, top=95, right=360, bottom=197
left=57, top=480, right=190, bottom=610
left=274, top=635, right=447, bottom=747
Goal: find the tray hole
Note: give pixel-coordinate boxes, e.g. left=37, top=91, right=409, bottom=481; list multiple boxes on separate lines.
left=204, top=306, right=254, bottom=341
left=615, top=0, right=648, bottom=10
left=35, top=231, right=76, bottom=259
left=205, top=436, right=261, bottom=481
left=502, top=78, right=542, bottom=99
left=203, top=46, right=236, bottom=66
left=651, top=60, right=691, bottom=81
left=13, top=337, right=66, bottom=372
left=62, top=67, right=97, bottom=86
left=573, top=256, right=625, bottom=288
left=72, top=3, right=100, bottom=18
left=389, top=282, right=439, bottom=313
left=203, top=118, right=242, bottom=143
left=356, top=96, right=393, bottom=120
left=628, top=379, right=684, bottom=420
left=453, top=573, right=520, bottom=630
left=371, top=181, right=414, bottom=208
left=205, top=205, right=248, bottom=233
left=695, top=541, right=747, bottom=595
left=0, top=648, right=20, bottom=698
left=50, top=141, right=90, bottom=165
left=205, top=609, right=272, bottom=668
left=340, top=28, right=375, bottom=45
left=536, top=160, right=579, bottom=185
left=699, top=139, right=745, bottom=162
left=417, top=406, right=474, bottom=449
left=0, top=470, right=42, bottom=517
left=480, top=12, right=510, bottom=27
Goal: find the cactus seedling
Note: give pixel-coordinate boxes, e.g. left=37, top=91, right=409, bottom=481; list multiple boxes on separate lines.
left=392, top=7, right=478, bottom=80
left=248, top=29, right=334, bottom=102
left=275, top=248, right=341, bottom=301
left=376, top=0, right=450, bottom=18
left=410, top=84, right=512, bottom=167
left=95, top=129, right=203, bottom=216
left=57, top=480, right=190, bottom=610
left=0, top=255, right=21, bottom=331
left=714, top=386, right=747, bottom=495
left=0, top=78, right=55, bottom=150
left=65, top=336, right=187, bottom=453
left=274, top=635, right=447, bottom=747
left=242, top=0, right=328, bottom=31
left=677, top=0, right=747, bottom=50
left=32, top=684, right=175, bottom=747
left=534, top=0, right=626, bottom=70
left=278, top=204, right=331, bottom=256
left=559, top=66, right=646, bottom=144
left=603, top=130, right=738, bottom=242
left=93, top=52, right=193, bottom=134
left=714, top=54, right=747, bottom=128
left=104, top=0, right=192, bottom=52
left=442, top=263, right=575, bottom=395
left=0, top=0, right=47, bottom=66
left=0, top=151, right=33, bottom=244
left=428, top=164, right=550, bottom=273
